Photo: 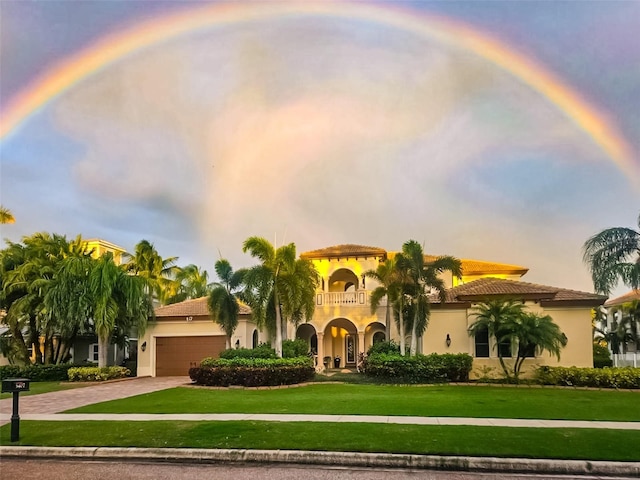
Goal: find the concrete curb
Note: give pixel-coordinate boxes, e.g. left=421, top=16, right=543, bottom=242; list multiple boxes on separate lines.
left=1, top=446, right=639, bottom=477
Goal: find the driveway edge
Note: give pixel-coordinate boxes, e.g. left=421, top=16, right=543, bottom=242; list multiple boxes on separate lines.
left=1, top=446, right=638, bottom=477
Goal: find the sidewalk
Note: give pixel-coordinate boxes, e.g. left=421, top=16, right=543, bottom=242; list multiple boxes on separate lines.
left=2, top=412, right=640, bottom=430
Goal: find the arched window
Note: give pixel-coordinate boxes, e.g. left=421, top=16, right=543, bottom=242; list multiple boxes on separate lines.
left=252, top=329, right=259, bottom=349
left=373, top=331, right=385, bottom=344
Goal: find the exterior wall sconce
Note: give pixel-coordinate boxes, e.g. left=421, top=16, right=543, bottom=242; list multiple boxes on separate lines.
left=445, top=334, right=451, bottom=348
left=141, top=341, right=147, bottom=352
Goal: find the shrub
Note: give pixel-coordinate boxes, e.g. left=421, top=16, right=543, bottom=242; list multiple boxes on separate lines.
left=367, top=340, right=401, bottom=356
left=0, top=363, right=87, bottom=381
left=282, top=339, right=309, bottom=358
left=218, top=343, right=277, bottom=359
left=191, top=357, right=314, bottom=387
left=67, top=366, right=131, bottom=382
left=362, top=353, right=473, bottom=383
left=593, top=343, right=613, bottom=368
left=534, top=366, right=640, bottom=389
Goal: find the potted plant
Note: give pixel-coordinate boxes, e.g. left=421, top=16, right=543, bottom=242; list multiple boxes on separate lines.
left=333, top=356, right=341, bottom=369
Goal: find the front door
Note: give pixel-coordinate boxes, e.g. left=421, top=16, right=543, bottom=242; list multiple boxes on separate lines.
left=345, top=334, right=356, bottom=365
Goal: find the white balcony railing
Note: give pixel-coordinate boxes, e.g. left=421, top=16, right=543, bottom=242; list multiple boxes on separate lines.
left=315, top=291, right=387, bottom=307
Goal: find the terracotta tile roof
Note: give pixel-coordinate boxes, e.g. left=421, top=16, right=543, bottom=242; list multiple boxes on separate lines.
left=301, top=244, right=387, bottom=259
left=604, top=290, right=640, bottom=307
left=459, top=259, right=528, bottom=276
left=155, top=296, right=251, bottom=317
left=430, top=277, right=606, bottom=307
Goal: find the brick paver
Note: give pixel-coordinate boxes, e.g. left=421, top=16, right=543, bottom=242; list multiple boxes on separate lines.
left=0, top=376, right=189, bottom=418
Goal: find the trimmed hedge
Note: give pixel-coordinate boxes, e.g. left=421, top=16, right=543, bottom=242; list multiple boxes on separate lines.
left=67, top=366, right=131, bottom=382
left=593, top=343, right=613, bottom=368
left=362, top=353, right=473, bottom=383
left=219, top=344, right=277, bottom=359
left=190, top=357, right=314, bottom=387
left=0, top=363, right=87, bottom=382
left=535, top=366, right=640, bottom=389
left=282, top=339, right=310, bottom=358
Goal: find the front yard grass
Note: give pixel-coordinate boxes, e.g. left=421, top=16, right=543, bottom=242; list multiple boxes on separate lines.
left=1, top=421, right=639, bottom=462
left=68, top=384, right=640, bottom=422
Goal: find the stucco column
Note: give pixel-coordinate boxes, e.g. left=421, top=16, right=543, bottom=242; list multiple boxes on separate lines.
left=316, top=332, right=325, bottom=372
left=357, top=330, right=365, bottom=357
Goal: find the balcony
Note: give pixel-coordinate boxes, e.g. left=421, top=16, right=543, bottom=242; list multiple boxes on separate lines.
left=315, top=291, right=387, bottom=307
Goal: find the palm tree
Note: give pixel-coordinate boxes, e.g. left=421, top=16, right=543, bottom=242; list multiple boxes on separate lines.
left=468, top=299, right=527, bottom=380
left=365, top=258, right=398, bottom=340
left=242, top=237, right=318, bottom=357
left=91, top=252, right=151, bottom=367
left=507, top=312, right=567, bottom=380
left=208, top=259, right=245, bottom=349
left=468, top=299, right=567, bottom=381
left=397, top=240, right=462, bottom=356
left=167, top=264, right=212, bottom=304
left=0, top=206, right=15, bottom=224
left=583, top=212, right=640, bottom=294
left=124, top=240, right=179, bottom=304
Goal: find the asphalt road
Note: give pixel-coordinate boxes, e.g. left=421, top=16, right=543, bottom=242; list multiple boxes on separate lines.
left=0, top=459, right=636, bottom=480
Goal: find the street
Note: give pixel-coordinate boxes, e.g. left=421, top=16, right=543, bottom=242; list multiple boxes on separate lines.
left=0, top=459, right=635, bottom=480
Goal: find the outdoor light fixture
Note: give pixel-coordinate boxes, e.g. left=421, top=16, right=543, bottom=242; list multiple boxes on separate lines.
left=141, top=341, right=147, bottom=352
left=446, top=334, right=451, bottom=348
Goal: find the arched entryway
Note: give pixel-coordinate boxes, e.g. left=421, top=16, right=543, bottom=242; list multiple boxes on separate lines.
left=252, top=329, right=259, bottom=349
left=295, top=323, right=318, bottom=355
left=323, top=318, right=358, bottom=369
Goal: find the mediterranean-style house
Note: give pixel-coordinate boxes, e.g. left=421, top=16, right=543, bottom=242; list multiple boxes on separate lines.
left=137, top=244, right=606, bottom=378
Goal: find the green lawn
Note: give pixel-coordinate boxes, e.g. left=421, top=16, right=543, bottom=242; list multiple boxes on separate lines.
left=1, top=420, right=638, bottom=461
left=0, top=381, right=87, bottom=399
left=68, top=384, right=640, bottom=422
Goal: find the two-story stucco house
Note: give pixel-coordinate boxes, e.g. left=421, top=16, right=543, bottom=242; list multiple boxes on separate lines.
left=137, top=244, right=606, bottom=377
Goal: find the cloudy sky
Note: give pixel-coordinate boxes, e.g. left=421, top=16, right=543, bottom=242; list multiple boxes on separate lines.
left=1, top=0, right=639, bottom=296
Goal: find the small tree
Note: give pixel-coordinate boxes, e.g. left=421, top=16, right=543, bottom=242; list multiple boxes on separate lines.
left=468, top=299, right=567, bottom=382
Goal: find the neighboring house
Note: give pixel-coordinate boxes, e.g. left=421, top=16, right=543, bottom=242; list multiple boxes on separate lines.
left=603, top=290, right=640, bottom=367
left=140, top=244, right=606, bottom=377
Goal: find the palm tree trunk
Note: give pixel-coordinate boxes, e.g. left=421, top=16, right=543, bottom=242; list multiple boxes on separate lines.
left=98, top=335, right=109, bottom=367
left=226, top=335, right=231, bottom=350
left=399, top=297, right=405, bottom=356
left=410, top=303, right=418, bottom=356
left=385, top=302, right=391, bottom=341
left=274, top=286, right=283, bottom=358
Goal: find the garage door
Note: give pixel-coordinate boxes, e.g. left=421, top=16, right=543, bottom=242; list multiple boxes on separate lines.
left=155, top=336, right=226, bottom=376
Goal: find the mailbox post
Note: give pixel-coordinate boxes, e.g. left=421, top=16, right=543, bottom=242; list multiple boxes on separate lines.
left=2, top=378, right=30, bottom=442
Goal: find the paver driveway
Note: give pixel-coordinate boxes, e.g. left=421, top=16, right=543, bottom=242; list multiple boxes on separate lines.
left=0, top=376, right=189, bottom=418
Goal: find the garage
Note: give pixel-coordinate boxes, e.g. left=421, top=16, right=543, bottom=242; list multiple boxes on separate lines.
left=155, top=335, right=226, bottom=376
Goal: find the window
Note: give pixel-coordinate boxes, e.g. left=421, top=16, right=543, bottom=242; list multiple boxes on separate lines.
left=89, top=343, right=99, bottom=363
left=474, top=327, right=490, bottom=358
left=373, top=331, right=386, bottom=344
left=498, top=339, right=512, bottom=358
left=252, top=329, right=259, bottom=349
left=520, top=343, right=536, bottom=358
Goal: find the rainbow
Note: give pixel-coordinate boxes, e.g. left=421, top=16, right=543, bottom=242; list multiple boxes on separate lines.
left=1, top=1, right=637, bottom=180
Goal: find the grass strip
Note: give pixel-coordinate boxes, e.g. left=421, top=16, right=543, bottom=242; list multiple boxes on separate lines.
left=68, top=384, right=640, bottom=422
left=1, top=421, right=639, bottom=462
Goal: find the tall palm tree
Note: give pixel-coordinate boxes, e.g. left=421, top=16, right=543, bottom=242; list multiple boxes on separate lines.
left=91, top=252, right=151, bottom=367
left=583, top=212, right=640, bottom=294
left=124, top=240, right=179, bottom=304
left=468, top=299, right=527, bottom=380
left=208, top=259, right=245, bottom=349
left=397, top=240, right=462, bottom=356
left=0, top=206, right=15, bottom=224
left=242, top=237, right=318, bottom=357
left=365, top=257, right=398, bottom=340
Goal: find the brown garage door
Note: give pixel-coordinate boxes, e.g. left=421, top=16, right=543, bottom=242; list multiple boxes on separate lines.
left=155, top=336, right=226, bottom=376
